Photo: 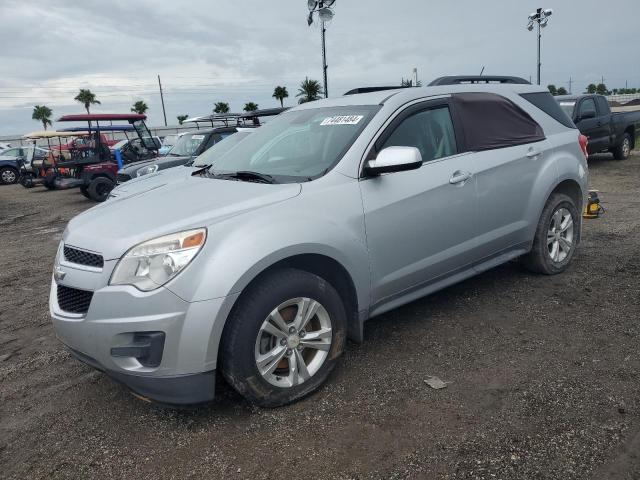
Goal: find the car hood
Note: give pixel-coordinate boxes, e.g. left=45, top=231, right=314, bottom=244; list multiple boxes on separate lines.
left=111, top=166, right=194, bottom=197
left=120, top=155, right=190, bottom=175
left=65, top=175, right=301, bottom=260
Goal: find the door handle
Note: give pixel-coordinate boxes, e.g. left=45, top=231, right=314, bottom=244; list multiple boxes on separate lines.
left=526, top=148, right=541, bottom=158
left=449, top=170, right=472, bottom=185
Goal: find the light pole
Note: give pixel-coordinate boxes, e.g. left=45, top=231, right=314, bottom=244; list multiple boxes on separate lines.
left=526, top=8, right=552, bottom=85
left=307, top=0, right=336, bottom=98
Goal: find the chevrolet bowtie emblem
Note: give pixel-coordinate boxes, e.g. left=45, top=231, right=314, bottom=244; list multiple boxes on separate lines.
left=53, top=266, right=66, bottom=281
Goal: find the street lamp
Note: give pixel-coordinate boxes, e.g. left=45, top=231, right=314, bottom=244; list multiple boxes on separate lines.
left=307, top=0, right=336, bottom=98
left=526, top=8, right=553, bottom=85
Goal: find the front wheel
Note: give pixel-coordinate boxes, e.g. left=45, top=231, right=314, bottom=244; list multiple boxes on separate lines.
left=0, top=167, right=18, bottom=185
left=522, top=193, right=580, bottom=275
left=221, top=268, right=346, bottom=407
left=612, top=133, right=632, bottom=160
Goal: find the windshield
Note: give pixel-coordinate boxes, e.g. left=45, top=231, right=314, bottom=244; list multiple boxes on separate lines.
left=111, top=139, right=128, bottom=150
left=210, top=105, right=379, bottom=182
left=169, top=133, right=207, bottom=157
left=193, top=131, right=252, bottom=167
left=559, top=101, right=576, bottom=119
left=162, top=134, right=179, bottom=147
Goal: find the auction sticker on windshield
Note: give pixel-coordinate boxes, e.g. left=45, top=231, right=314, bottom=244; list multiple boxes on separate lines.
left=192, top=135, right=205, bottom=140
left=320, top=115, right=364, bottom=126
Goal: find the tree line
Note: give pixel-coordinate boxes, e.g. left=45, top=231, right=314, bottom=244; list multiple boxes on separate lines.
left=30, top=77, right=330, bottom=130
left=547, top=83, right=640, bottom=96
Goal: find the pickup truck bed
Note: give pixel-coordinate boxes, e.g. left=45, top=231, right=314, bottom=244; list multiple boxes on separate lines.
left=556, top=94, right=640, bottom=159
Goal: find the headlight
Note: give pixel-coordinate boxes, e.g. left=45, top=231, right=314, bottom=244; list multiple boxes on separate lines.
left=137, top=164, right=158, bottom=177
left=110, top=228, right=206, bottom=291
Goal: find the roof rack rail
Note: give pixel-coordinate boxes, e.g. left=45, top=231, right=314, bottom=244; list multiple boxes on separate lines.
left=184, top=107, right=289, bottom=129
left=344, top=86, right=409, bottom=95
left=428, top=76, right=530, bottom=86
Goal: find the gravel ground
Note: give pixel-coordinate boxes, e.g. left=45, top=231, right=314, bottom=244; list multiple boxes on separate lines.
left=1, top=153, right=639, bottom=479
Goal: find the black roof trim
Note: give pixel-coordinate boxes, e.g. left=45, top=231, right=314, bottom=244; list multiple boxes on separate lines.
left=344, top=86, right=409, bottom=95
left=428, top=76, right=530, bottom=86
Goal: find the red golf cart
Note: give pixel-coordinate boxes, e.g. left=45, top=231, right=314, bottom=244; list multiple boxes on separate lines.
left=51, top=113, right=160, bottom=201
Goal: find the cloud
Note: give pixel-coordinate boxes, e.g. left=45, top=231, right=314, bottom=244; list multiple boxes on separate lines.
left=0, top=0, right=639, bottom=135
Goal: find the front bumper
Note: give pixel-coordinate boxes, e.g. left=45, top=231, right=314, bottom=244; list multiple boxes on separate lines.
left=50, top=257, right=236, bottom=405
left=68, top=347, right=216, bottom=405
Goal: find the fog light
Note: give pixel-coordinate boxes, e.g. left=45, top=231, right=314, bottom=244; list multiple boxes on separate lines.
left=110, top=332, right=165, bottom=368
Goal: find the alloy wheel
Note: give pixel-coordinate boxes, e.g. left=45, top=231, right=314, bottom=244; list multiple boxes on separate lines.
left=547, top=207, right=574, bottom=263
left=2, top=170, right=16, bottom=183
left=622, top=138, right=631, bottom=158
left=254, top=297, right=332, bottom=388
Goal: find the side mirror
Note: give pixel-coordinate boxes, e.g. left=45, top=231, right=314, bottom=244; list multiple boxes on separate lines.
left=365, top=146, right=423, bottom=176
left=578, top=109, right=596, bottom=121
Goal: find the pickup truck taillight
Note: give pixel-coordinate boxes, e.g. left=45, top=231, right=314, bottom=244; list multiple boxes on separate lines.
left=579, top=134, right=588, bottom=160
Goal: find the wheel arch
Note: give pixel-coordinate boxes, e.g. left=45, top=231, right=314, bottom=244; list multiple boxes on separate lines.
left=223, top=253, right=362, bottom=345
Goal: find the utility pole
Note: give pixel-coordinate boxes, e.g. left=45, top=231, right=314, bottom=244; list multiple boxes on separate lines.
left=321, top=17, right=328, bottom=98
left=536, top=8, right=542, bottom=85
left=526, top=8, right=552, bottom=86
left=157, top=74, right=167, bottom=126
left=307, top=1, right=335, bottom=99
left=568, top=76, right=573, bottom=94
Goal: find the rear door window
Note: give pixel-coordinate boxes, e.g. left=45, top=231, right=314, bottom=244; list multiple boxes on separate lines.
left=453, top=92, right=545, bottom=151
left=379, top=106, right=458, bottom=162
left=595, top=96, right=610, bottom=115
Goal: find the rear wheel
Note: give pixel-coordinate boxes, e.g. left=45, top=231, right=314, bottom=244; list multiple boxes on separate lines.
left=87, top=177, right=114, bottom=202
left=221, top=268, right=346, bottom=407
left=0, top=167, right=18, bottom=185
left=522, top=193, right=580, bottom=275
left=612, top=133, right=632, bottom=160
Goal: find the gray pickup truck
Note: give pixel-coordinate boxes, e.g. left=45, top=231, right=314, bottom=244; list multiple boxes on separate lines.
left=556, top=94, right=640, bottom=159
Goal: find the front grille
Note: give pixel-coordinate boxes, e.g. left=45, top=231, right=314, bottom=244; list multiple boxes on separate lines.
left=117, top=173, right=132, bottom=183
left=57, top=285, right=93, bottom=314
left=64, top=246, right=104, bottom=268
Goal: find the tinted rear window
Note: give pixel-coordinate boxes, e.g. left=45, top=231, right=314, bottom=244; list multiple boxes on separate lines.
left=520, top=92, right=576, bottom=129
left=453, top=92, right=545, bottom=151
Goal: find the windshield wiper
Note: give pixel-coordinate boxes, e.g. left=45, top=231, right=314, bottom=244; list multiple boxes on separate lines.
left=210, top=170, right=277, bottom=184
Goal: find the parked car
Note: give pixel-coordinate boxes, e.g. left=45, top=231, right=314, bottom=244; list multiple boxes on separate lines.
left=108, top=129, right=254, bottom=200
left=158, top=133, right=183, bottom=156
left=50, top=81, right=588, bottom=407
left=116, top=127, right=238, bottom=182
left=0, top=146, right=49, bottom=184
left=555, top=93, right=640, bottom=159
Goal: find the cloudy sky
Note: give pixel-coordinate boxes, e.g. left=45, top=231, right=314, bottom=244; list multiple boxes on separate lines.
left=1, top=0, right=638, bottom=136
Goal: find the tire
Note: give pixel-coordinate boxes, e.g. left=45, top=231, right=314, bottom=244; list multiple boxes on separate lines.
left=43, top=172, right=59, bottom=190
left=522, top=193, right=580, bottom=275
left=0, top=167, right=18, bottom=185
left=79, top=185, right=91, bottom=199
left=221, top=268, right=347, bottom=408
left=612, top=133, right=632, bottom=160
left=87, top=177, right=114, bottom=202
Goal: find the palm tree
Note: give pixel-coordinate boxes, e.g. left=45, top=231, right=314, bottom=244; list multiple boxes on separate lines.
left=296, top=77, right=323, bottom=104
left=213, top=102, right=230, bottom=114
left=177, top=114, right=189, bottom=125
left=273, top=86, right=289, bottom=107
left=32, top=105, right=53, bottom=130
left=74, top=89, right=101, bottom=114
left=243, top=102, right=259, bottom=112
left=131, top=100, right=148, bottom=115
left=400, top=78, right=422, bottom=87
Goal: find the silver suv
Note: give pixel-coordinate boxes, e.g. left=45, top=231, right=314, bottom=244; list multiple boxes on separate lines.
left=50, top=83, right=588, bottom=407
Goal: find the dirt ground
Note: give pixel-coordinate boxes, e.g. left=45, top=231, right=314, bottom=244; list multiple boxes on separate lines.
left=1, top=153, right=639, bottom=480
